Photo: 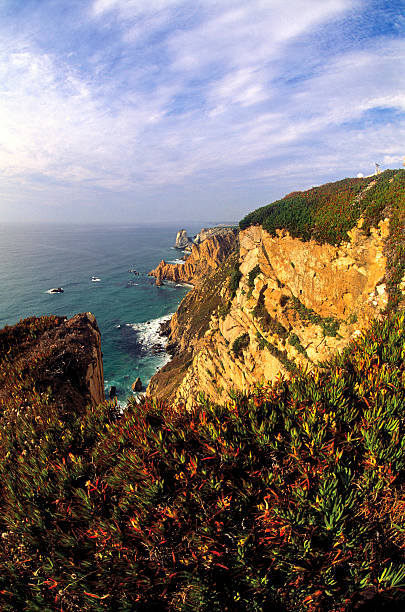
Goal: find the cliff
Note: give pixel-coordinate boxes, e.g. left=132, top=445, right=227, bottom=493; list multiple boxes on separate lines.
left=0, top=312, right=105, bottom=416
left=148, top=169, right=405, bottom=407
left=149, top=229, right=237, bottom=286
left=147, top=252, right=238, bottom=401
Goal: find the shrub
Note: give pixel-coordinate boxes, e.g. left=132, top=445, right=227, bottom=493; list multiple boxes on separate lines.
left=231, top=333, right=250, bottom=356
left=252, top=288, right=289, bottom=338
left=288, top=332, right=309, bottom=357
left=229, top=267, right=242, bottom=298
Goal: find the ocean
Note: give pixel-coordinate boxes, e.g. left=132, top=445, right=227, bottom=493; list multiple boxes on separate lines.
left=0, top=222, right=202, bottom=402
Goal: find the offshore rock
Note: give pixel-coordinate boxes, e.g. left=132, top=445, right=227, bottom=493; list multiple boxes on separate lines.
left=149, top=230, right=238, bottom=287
left=132, top=377, right=142, bottom=392
left=109, top=385, right=117, bottom=399
left=175, top=229, right=192, bottom=249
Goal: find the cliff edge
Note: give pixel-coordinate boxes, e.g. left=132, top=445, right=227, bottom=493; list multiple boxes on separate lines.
left=0, top=312, right=105, bottom=418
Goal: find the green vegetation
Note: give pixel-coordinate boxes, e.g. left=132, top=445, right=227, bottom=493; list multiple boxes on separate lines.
left=231, top=332, right=250, bottom=356
left=247, top=264, right=261, bottom=297
left=288, top=332, right=309, bottom=358
left=290, top=295, right=340, bottom=337
left=347, top=313, right=358, bottom=325
left=240, top=169, right=404, bottom=244
left=252, top=287, right=289, bottom=339
left=217, top=300, right=231, bottom=320
left=0, top=312, right=404, bottom=610
left=256, top=331, right=298, bottom=374
left=229, top=266, right=242, bottom=298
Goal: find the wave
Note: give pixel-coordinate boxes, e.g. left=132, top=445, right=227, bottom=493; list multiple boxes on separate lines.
left=126, top=313, right=174, bottom=354
left=167, top=259, right=186, bottom=265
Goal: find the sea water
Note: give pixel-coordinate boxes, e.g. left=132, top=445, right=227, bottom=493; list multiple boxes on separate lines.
left=0, top=223, right=202, bottom=402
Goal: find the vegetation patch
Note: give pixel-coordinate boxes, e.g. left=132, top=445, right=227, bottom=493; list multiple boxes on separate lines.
left=252, top=287, right=289, bottom=339
left=290, top=295, right=340, bottom=337
left=288, top=332, right=309, bottom=358
left=256, top=331, right=298, bottom=374
left=231, top=333, right=250, bottom=357
left=247, top=264, right=261, bottom=297
left=218, top=300, right=231, bottom=320
left=227, top=255, right=242, bottom=299
left=240, top=169, right=405, bottom=247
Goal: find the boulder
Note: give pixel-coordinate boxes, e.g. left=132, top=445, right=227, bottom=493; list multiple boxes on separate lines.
left=132, top=377, right=142, bottom=392
left=109, top=385, right=117, bottom=399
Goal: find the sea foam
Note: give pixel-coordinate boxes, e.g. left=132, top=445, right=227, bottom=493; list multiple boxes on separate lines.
left=127, top=313, right=173, bottom=354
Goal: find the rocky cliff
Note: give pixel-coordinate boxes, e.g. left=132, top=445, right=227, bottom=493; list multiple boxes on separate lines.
left=0, top=312, right=105, bottom=416
left=149, top=229, right=237, bottom=286
left=148, top=170, right=405, bottom=407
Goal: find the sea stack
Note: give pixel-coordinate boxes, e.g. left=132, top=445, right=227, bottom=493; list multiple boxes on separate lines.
left=175, top=229, right=192, bottom=249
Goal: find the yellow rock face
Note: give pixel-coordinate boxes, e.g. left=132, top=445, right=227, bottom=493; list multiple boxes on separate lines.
left=172, top=219, right=391, bottom=408
left=149, top=231, right=237, bottom=286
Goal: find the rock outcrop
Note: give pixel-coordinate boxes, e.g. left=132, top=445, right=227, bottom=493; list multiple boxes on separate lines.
left=132, top=377, right=142, bottom=392
left=0, top=312, right=105, bottom=412
left=174, top=229, right=192, bottom=249
left=194, top=226, right=237, bottom=244
left=149, top=229, right=238, bottom=286
left=148, top=217, right=395, bottom=408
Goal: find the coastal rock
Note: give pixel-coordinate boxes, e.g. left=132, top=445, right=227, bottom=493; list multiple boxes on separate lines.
left=132, top=377, right=142, bottom=392
left=194, top=226, right=237, bottom=244
left=109, top=385, right=117, bottom=399
left=149, top=230, right=238, bottom=287
left=0, top=312, right=105, bottom=412
left=175, top=229, right=192, bottom=249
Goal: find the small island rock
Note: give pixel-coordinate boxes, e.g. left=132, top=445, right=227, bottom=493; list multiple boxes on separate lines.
left=132, top=377, right=142, bottom=392
left=109, top=385, right=117, bottom=399
left=175, top=229, right=192, bottom=249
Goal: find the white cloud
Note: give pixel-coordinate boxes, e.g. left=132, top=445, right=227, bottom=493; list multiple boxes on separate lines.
left=92, top=0, right=182, bottom=17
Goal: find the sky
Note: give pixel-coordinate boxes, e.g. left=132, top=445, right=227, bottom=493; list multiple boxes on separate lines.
left=0, top=0, right=404, bottom=224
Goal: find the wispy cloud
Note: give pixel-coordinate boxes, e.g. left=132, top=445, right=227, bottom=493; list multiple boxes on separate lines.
left=0, top=0, right=404, bottom=222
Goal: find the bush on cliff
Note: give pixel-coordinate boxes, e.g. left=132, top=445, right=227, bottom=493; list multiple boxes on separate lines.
left=0, top=313, right=404, bottom=610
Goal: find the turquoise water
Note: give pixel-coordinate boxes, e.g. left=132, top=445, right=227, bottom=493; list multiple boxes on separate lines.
left=0, top=223, right=201, bottom=402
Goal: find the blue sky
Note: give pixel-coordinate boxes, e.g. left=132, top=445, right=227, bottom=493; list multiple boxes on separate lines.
left=0, top=0, right=404, bottom=223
